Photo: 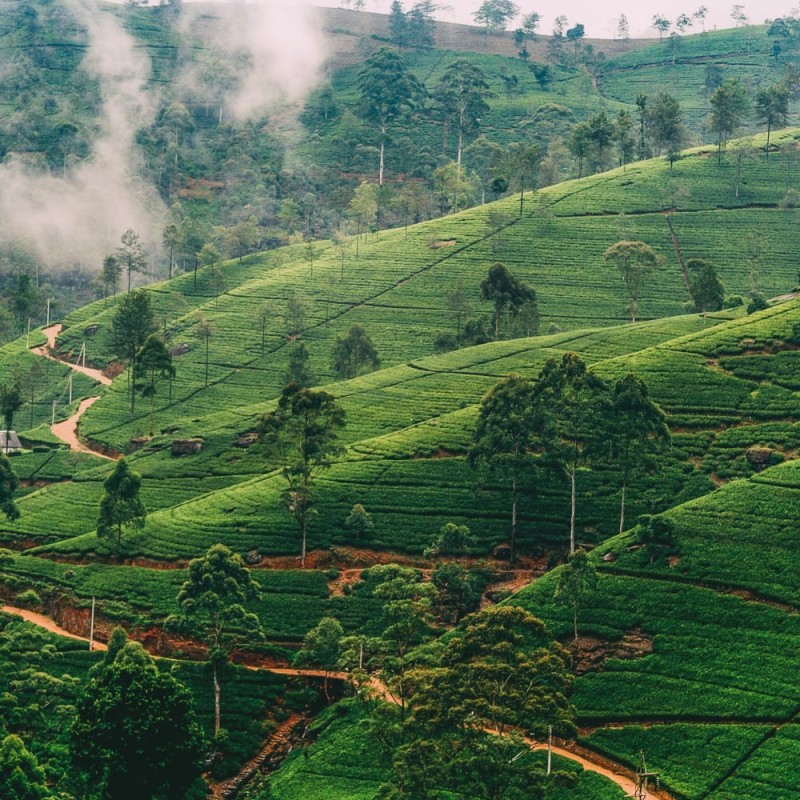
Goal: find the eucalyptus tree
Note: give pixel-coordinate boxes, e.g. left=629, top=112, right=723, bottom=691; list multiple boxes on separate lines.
left=358, top=48, right=422, bottom=186
left=469, top=374, right=538, bottom=562
left=174, top=544, right=262, bottom=735
left=604, top=240, right=659, bottom=323
left=530, top=353, right=611, bottom=554
left=608, top=374, right=670, bottom=533
left=434, top=60, right=491, bottom=167
left=755, top=84, right=789, bottom=159
left=709, top=79, right=750, bottom=163
left=259, top=384, right=345, bottom=566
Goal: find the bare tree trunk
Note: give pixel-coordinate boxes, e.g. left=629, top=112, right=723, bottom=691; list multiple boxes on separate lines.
left=379, top=131, right=386, bottom=187
left=213, top=662, right=221, bottom=736
left=510, top=475, right=517, bottom=563
left=301, top=511, right=307, bottom=568
left=569, top=466, right=576, bottom=555
left=619, top=480, right=627, bottom=534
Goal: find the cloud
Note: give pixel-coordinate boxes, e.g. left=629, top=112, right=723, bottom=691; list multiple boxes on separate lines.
left=178, top=0, right=328, bottom=122
left=0, top=0, right=165, bottom=273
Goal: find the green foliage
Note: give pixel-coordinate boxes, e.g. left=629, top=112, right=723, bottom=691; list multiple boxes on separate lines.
left=604, top=241, right=659, bottom=322
left=175, top=543, right=263, bottom=735
left=331, top=325, right=380, bottom=379
left=344, top=503, right=374, bottom=544
left=0, top=455, right=20, bottom=522
left=96, top=459, right=146, bottom=553
left=259, top=384, right=346, bottom=565
left=688, top=258, right=725, bottom=312
left=71, top=638, right=205, bottom=800
left=554, top=548, right=598, bottom=640
left=0, top=734, right=53, bottom=800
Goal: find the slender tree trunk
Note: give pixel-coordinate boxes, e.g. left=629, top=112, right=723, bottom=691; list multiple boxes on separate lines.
left=204, top=339, right=209, bottom=387
left=573, top=605, right=579, bottom=642
left=619, top=480, right=627, bottom=534
left=510, top=475, right=517, bottom=563
left=569, top=465, right=576, bottom=555
left=213, top=662, right=221, bottom=736
left=766, top=122, right=772, bottom=160
left=301, top=509, right=307, bottom=568
left=457, top=127, right=463, bottom=168
left=379, top=128, right=386, bottom=187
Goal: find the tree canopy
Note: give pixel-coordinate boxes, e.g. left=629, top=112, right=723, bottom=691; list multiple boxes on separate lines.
left=71, top=636, right=204, bottom=800
left=259, top=384, right=345, bottom=566
left=480, top=262, right=536, bottom=340
left=96, top=458, right=146, bottom=554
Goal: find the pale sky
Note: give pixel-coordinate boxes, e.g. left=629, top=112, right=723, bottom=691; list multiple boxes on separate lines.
left=311, top=0, right=798, bottom=39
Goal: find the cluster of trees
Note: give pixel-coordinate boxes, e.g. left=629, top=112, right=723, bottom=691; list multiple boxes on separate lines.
left=570, top=92, right=687, bottom=178
left=471, top=354, right=670, bottom=558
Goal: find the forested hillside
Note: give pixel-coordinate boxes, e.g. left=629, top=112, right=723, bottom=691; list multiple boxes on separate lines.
left=0, top=2, right=799, bottom=799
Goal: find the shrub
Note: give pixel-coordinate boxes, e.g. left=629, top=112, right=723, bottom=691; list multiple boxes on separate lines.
left=16, top=589, right=42, bottom=608
left=723, top=294, right=744, bottom=308
left=746, top=293, right=769, bottom=314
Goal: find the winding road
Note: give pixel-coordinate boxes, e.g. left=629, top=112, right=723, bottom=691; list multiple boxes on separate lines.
left=0, top=603, right=669, bottom=799
left=30, top=324, right=116, bottom=459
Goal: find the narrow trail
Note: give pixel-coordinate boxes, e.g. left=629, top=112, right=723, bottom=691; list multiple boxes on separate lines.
left=32, top=324, right=112, bottom=387
left=1, top=604, right=107, bottom=650
left=0, top=603, right=674, bottom=799
left=50, top=396, right=115, bottom=460
left=210, top=713, right=305, bottom=800
left=30, top=323, right=116, bottom=459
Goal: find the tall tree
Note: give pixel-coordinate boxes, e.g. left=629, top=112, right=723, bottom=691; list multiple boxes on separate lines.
left=110, top=289, right=156, bottom=415
left=388, top=0, right=408, bottom=48
left=434, top=60, right=491, bottom=168
left=331, top=324, right=380, bottom=379
left=296, top=616, right=344, bottom=700
left=136, top=334, right=175, bottom=434
left=688, top=258, right=725, bottom=312
left=469, top=374, right=538, bottom=562
left=651, top=14, right=671, bottom=41
left=196, top=317, right=213, bottom=388
left=0, top=382, right=22, bottom=454
left=709, top=79, right=750, bottom=163
left=473, top=0, right=520, bottom=33
left=101, top=255, right=122, bottom=299
left=286, top=340, right=314, bottom=387
left=349, top=181, right=379, bottom=254
left=358, top=48, right=422, bottom=186
left=115, top=228, right=147, bottom=293
left=96, top=458, right=146, bottom=553
left=604, top=240, right=659, bottom=322
left=530, top=353, right=611, bottom=554
left=0, top=455, right=20, bottom=521
left=608, top=373, right=670, bottom=533
left=613, top=109, right=636, bottom=168
left=502, top=141, right=542, bottom=216
left=554, top=548, right=597, bottom=640
left=755, top=84, right=789, bottom=159
left=71, top=636, right=204, bottom=800
left=389, top=605, right=574, bottom=799
left=479, top=262, right=536, bottom=340
left=259, top=384, right=345, bottom=566
left=175, top=544, right=262, bottom=735
left=162, top=222, right=180, bottom=280
left=647, top=92, right=686, bottom=170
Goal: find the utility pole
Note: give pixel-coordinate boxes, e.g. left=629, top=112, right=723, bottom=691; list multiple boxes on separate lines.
left=628, top=751, right=659, bottom=799
left=546, top=724, right=552, bottom=776
left=68, top=374, right=73, bottom=405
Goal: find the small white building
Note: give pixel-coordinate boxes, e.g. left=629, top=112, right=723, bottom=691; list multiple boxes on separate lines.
left=0, top=431, right=22, bottom=454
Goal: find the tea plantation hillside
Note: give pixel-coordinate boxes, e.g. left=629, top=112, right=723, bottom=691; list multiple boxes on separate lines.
left=46, top=129, right=800, bottom=458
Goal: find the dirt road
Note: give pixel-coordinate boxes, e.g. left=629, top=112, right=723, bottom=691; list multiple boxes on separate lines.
left=0, top=604, right=673, bottom=799
left=50, top=396, right=115, bottom=460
